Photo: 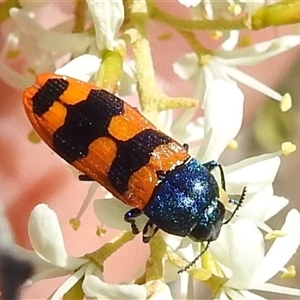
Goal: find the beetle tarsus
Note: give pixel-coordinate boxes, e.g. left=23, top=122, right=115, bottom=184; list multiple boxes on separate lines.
left=78, top=174, right=94, bottom=181
left=142, top=220, right=159, bottom=243
left=124, top=208, right=142, bottom=234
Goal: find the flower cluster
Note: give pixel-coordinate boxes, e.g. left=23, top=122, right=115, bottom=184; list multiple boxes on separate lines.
left=0, top=1, right=300, bottom=299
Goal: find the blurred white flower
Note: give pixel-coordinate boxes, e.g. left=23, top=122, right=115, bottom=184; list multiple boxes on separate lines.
left=0, top=7, right=94, bottom=90
left=86, top=0, right=124, bottom=51
left=173, top=35, right=300, bottom=106
left=15, top=203, right=168, bottom=300
left=84, top=277, right=174, bottom=300
left=55, top=54, right=136, bottom=96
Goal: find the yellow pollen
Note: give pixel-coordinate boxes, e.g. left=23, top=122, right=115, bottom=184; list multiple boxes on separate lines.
left=229, top=4, right=242, bottom=15
left=158, top=32, right=173, bottom=41
left=219, top=189, right=229, bottom=206
left=281, top=142, right=296, bottom=156
left=227, top=139, right=238, bottom=150
left=237, top=35, right=253, bottom=47
left=5, top=49, right=21, bottom=59
left=69, top=218, right=81, bottom=230
left=27, top=68, right=39, bottom=76
left=28, top=130, right=41, bottom=144
left=210, top=31, right=223, bottom=40
left=265, top=230, right=286, bottom=240
left=96, top=226, right=107, bottom=237
left=189, top=268, right=212, bottom=281
left=280, top=93, right=292, bottom=112
left=281, top=265, right=296, bottom=279
left=199, top=54, right=211, bottom=66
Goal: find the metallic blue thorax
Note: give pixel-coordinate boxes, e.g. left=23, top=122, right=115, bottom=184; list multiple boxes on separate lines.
left=143, top=158, right=221, bottom=238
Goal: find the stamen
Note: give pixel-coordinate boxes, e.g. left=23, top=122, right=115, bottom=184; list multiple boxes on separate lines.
left=227, top=139, right=238, bottom=150
left=69, top=218, right=81, bottom=230
left=265, top=230, right=286, bottom=240
left=281, top=265, right=296, bottom=279
left=281, top=142, right=296, bottom=156
left=69, top=182, right=99, bottom=230
left=96, top=226, right=106, bottom=237
left=280, top=93, right=292, bottom=112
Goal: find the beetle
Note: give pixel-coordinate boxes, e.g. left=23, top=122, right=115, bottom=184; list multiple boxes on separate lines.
left=23, top=73, right=245, bottom=270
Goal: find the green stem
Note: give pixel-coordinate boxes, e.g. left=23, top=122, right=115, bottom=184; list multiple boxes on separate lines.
left=72, top=0, right=86, bottom=33
left=127, top=0, right=158, bottom=113
left=145, top=232, right=166, bottom=281
left=178, top=30, right=212, bottom=57
left=147, top=1, right=247, bottom=31
left=96, top=47, right=125, bottom=93
left=85, top=232, right=135, bottom=271
left=252, top=2, right=300, bottom=29
left=0, top=0, right=20, bottom=23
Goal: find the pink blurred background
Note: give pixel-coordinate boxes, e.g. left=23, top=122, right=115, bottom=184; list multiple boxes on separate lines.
left=0, top=1, right=299, bottom=298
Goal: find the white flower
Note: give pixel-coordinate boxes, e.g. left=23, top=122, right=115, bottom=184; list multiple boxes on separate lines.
left=55, top=54, right=136, bottom=96
left=173, top=35, right=300, bottom=106
left=86, top=0, right=124, bottom=51
left=17, top=203, right=170, bottom=300
left=163, top=79, right=244, bottom=159
left=24, top=203, right=91, bottom=292
left=196, top=79, right=244, bottom=162
left=210, top=210, right=300, bottom=299
left=84, top=277, right=174, bottom=300
left=0, top=7, right=94, bottom=90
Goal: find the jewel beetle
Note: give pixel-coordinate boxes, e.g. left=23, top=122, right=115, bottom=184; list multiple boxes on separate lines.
left=23, top=73, right=245, bottom=270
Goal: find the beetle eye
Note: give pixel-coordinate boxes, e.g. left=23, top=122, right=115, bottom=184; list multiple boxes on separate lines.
left=189, top=226, right=212, bottom=242
left=188, top=200, right=225, bottom=242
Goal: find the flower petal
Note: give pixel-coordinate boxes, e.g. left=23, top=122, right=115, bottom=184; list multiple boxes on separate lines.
left=248, top=282, right=300, bottom=297
left=173, top=53, right=198, bottom=80
left=217, top=35, right=300, bottom=66
left=86, top=0, right=124, bottom=51
left=251, top=209, right=300, bottom=284
left=146, top=280, right=174, bottom=300
left=224, top=219, right=264, bottom=289
left=83, top=274, right=147, bottom=299
left=224, top=155, right=280, bottom=194
left=239, top=290, right=267, bottom=300
left=178, top=0, right=201, bottom=8
left=94, top=198, right=148, bottom=231
left=55, top=54, right=101, bottom=81
left=241, top=185, right=288, bottom=222
left=39, top=32, right=94, bottom=54
left=223, top=65, right=283, bottom=101
left=196, top=80, right=244, bottom=162
left=28, top=204, right=86, bottom=269
left=50, top=264, right=88, bottom=300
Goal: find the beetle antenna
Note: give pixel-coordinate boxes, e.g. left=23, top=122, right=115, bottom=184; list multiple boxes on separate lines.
left=217, top=164, right=226, bottom=191
left=178, top=242, right=210, bottom=273
left=223, top=187, right=247, bottom=225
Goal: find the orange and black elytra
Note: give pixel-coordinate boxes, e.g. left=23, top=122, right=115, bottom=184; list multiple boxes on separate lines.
left=23, top=73, right=245, bottom=271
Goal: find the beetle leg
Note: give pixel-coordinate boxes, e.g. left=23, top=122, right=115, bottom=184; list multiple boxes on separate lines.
left=203, top=160, right=219, bottom=172
left=156, top=170, right=166, bottom=180
left=183, top=143, right=189, bottom=151
left=78, top=174, right=94, bottom=181
left=142, top=220, right=159, bottom=243
left=203, top=161, right=226, bottom=191
left=124, top=208, right=142, bottom=235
